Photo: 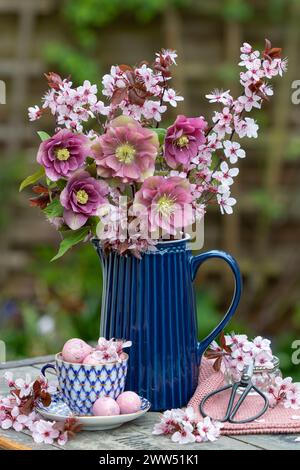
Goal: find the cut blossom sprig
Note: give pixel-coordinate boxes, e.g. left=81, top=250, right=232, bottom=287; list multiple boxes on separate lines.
left=153, top=407, right=223, bottom=444
left=206, top=332, right=300, bottom=411
left=23, top=39, right=286, bottom=259
left=0, top=371, right=81, bottom=446
left=206, top=332, right=275, bottom=376
left=266, top=377, right=300, bottom=410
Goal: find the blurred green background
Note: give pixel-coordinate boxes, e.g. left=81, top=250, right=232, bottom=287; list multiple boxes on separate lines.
left=0, top=0, right=300, bottom=379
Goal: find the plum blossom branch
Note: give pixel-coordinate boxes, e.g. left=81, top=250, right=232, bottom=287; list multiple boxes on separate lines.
left=25, top=40, right=287, bottom=259
left=0, top=372, right=81, bottom=446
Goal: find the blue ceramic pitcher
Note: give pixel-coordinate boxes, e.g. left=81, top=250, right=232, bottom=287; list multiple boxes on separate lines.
left=93, top=237, right=242, bottom=411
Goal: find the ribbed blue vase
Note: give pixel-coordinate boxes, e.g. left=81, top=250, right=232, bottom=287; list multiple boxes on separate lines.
left=93, top=238, right=242, bottom=411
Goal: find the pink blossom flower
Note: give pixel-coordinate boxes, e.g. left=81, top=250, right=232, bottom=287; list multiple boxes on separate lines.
left=163, top=88, right=184, bottom=107
left=1, top=406, right=29, bottom=432
left=32, top=420, right=60, bottom=445
left=195, top=417, right=223, bottom=443
left=77, top=80, right=98, bottom=105
left=252, top=336, right=272, bottom=355
left=240, top=42, right=253, bottom=54
left=234, top=117, right=259, bottom=138
left=262, top=60, right=279, bottom=79
left=205, top=89, right=232, bottom=105
left=28, top=105, right=42, bottom=121
left=4, top=371, right=15, bottom=388
left=93, top=116, right=159, bottom=183
left=60, top=170, right=109, bottom=230
left=213, top=161, right=239, bottom=186
left=254, top=351, right=274, bottom=369
left=37, top=129, right=90, bottom=181
left=284, top=390, right=300, bottom=410
left=275, top=376, right=293, bottom=392
left=152, top=409, right=179, bottom=436
left=58, top=431, right=69, bottom=446
left=14, top=374, right=33, bottom=398
left=223, top=141, right=246, bottom=164
left=155, top=49, right=178, bottom=66
left=238, top=89, right=262, bottom=112
left=231, top=348, right=252, bottom=372
left=133, top=176, right=194, bottom=235
left=217, top=187, right=237, bottom=215
left=274, top=58, right=288, bottom=77
left=143, top=100, right=167, bottom=121
left=164, top=115, right=207, bottom=169
left=171, top=421, right=196, bottom=444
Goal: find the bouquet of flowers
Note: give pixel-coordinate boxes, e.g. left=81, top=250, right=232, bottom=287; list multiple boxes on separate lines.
left=22, top=40, right=287, bottom=259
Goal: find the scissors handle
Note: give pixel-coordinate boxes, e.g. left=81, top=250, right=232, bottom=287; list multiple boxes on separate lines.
left=199, top=384, right=233, bottom=422
left=228, top=384, right=269, bottom=424
left=200, top=381, right=269, bottom=424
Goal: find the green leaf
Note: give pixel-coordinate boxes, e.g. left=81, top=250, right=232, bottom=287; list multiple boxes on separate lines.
left=19, top=166, right=45, bottom=192
left=152, top=128, right=167, bottom=146
left=37, top=131, right=50, bottom=141
left=51, top=226, right=90, bottom=261
left=43, top=198, right=64, bottom=218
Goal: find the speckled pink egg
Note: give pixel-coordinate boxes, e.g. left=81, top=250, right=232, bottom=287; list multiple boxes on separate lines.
left=62, top=338, right=93, bottom=363
left=92, top=397, right=120, bottom=416
left=116, top=391, right=141, bottom=414
left=82, top=352, right=101, bottom=366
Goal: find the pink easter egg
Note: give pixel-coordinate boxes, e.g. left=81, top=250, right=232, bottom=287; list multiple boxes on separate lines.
left=116, top=391, right=141, bottom=414
left=62, top=338, right=93, bottom=364
left=82, top=352, right=101, bottom=366
left=92, top=397, right=120, bottom=416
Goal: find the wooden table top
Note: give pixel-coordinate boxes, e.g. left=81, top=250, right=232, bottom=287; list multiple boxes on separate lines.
left=0, top=356, right=299, bottom=451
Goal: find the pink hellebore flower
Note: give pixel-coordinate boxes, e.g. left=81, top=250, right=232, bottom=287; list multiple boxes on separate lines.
left=60, top=170, right=108, bottom=230
left=133, top=176, right=194, bottom=236
left=37, top=129, right=90, bottom=181
left=92, top=116, right=159, bottom=183
left=164, top=115, right=207, bottom=169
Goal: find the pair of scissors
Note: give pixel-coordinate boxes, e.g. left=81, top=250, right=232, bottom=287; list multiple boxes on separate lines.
left=199, top=363, right=269, bottom=424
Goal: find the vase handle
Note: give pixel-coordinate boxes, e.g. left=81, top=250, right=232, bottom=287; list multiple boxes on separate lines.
left=189, top=250, right=242, bottom=360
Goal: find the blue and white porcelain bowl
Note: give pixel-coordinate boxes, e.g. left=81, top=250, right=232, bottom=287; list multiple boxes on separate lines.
left=41, top=352, right=128, bottom=415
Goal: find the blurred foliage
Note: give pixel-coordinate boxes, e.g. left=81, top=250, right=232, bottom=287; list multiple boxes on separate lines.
left=249, top=189, right=284, bottom=219
left=0, top=243, right=102, bottom=359
left=0, top=155, right=27, bottom=227
left=44, top=0, right=188, bottom=84
left=222, top=0, right=253, bottom=22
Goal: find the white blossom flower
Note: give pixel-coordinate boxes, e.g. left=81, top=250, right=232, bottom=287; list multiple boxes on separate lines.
left=223, top=141, right=246, bottom=164
left=213, top=161, right=239, bottom=186
left=163, top=88, right=184, bottom=107
left=217, top=188, right=237, bottom=215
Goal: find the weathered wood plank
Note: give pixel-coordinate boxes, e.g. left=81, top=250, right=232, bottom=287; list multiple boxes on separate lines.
left=0, top=366, right=41, bottom=394
left=0, top=429, right=61, bottom=451
left=62, top=413, right=259, bottom=451
left=0, top=0, right=53, bottom=13
left=231, top=433, right=300, bottom=451
left=0, top=355, right=55, bottom=370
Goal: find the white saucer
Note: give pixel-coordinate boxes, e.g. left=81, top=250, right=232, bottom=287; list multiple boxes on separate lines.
left=36, top=393, right=151, bottom=431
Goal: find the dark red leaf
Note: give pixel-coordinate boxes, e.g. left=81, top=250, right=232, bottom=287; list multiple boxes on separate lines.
left=29, top=195, right=50, bottom=209
left=111, top=87, right=128, bottom=106
left=118, top=64, right=133, bottom=73
left=19, top=397, right=35, bottom=415
left=41, top=392, right=52, bottom=407
left=32, top=184, right=49, bottom=195
left=44, top=72, right=65, bottom=90
left=213, top=356, right=223, bottom=372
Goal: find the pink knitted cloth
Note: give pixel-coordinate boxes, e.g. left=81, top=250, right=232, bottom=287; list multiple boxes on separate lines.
left=188, top=358, right=300, bottom=435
